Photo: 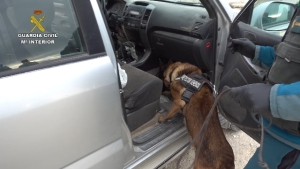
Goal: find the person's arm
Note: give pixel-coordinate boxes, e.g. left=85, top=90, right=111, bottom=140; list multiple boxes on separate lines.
left=270, top=81, right=300, bottom=121
left=227, top=81, right=300, bottom=122
left=228, top=39, right=276, bottom=69
left=251, top=46, right=276, bottom=69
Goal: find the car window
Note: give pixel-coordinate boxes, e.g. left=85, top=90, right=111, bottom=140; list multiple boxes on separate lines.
left=262, top=3, right=292, bottom=27
left=146, top=0, right=202, bottom=5
left=175, top=0, right=200, bottom=3
left=0, top=0, right=85, bottom=72
left=251, top=0, right=298, bottom=37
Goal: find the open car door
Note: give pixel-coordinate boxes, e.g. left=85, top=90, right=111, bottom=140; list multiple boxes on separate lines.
left=216, top=0, right=297, bottom=142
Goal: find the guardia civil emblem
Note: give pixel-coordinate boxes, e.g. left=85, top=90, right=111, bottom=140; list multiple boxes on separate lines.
left=30, top=9, right=46, bottom=32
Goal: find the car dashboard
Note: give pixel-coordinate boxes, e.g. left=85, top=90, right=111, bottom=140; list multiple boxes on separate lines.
left=106, top=0, right=216, bottom=71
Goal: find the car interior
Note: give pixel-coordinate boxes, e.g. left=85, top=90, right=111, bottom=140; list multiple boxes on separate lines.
left=102, top=0, right=219, bottom=152
left=105, top=0, right=296, bottom=151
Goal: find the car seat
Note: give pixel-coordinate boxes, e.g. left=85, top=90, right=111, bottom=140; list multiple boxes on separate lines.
left=121, top=64, right=162, bottom=131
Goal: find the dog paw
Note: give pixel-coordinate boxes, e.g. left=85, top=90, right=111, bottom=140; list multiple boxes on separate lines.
left=162, top=91, right=171, bottom=96
left=158, top=115, right=166, bottom=123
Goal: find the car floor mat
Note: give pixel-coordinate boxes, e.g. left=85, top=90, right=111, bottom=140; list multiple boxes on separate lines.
left=132, top=95, right=185, bottom=149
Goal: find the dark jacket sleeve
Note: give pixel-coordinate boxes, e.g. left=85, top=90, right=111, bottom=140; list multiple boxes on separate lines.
left=270, top=81, right=300, bottom=121
left=251, top=45, right=276, bottom=69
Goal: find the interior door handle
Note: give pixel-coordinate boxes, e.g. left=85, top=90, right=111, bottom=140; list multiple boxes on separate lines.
left=244, top=31, right=257, bottom=42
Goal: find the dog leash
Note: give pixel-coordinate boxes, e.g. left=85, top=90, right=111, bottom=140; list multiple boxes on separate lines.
left=176, top=87, right=271, bottom=169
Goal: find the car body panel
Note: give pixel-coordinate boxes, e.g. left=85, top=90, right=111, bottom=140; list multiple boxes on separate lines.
left=0, top=56, right=125, bottom=169
left=0, top=0, right=130, bottom=168
left=91, top=0, right=118, bottom=74
left=64, top=139, right=124, bottom=169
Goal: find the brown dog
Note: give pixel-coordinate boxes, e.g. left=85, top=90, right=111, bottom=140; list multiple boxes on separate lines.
left=159, top=61, right=234, bottom=169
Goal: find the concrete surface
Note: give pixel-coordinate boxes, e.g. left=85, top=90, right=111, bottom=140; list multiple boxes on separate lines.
left=161, top=129, right=260, bottom=169
left=224, top=129, right=260, bottom=169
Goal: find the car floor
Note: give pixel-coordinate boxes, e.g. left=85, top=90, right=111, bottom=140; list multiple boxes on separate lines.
left=131, top=95, right=185, bottom=151
left=131, top=95, right=175, bottom=137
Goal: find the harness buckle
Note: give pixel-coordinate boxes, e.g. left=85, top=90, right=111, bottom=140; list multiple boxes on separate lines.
left=181, top=89, right=194, bottom=103
left=178, top=74, right=214, bottom=102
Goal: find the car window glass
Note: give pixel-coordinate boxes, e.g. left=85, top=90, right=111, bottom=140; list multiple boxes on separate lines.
left=0, top=0, right=85, bottom=72
left=143, top=0, right=202, bottom=5
left=251, top=0, right=298, bottom=37
left=262, top=3, right=293, bottom=27
left=175, top=0, right=200, bottom=3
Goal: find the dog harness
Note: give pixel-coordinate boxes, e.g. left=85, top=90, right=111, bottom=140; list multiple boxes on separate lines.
left=174, top=74, right=214, bottom=103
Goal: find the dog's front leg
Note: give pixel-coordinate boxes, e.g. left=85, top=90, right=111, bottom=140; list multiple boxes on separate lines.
left=162, top=90, right=171, bottom=97
left=158, top=99, right=185, bottom=123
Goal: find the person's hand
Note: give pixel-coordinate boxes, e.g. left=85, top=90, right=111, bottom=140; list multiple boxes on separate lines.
left=226, top=83, right=272, bottom=114
left=227, top=38, right=256, bottom=59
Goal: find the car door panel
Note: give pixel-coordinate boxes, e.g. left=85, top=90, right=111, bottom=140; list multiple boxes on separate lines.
left=218, top=44, right=264, bottom=140
left=219, top=22, right=282, bottom=92
left=218, top=9, right=284, bottom=142
left=0, top=57, right=125, bottom=169
left=218, top=0, right=296, bottom=141
left=231, top=22, right=282, bottom=45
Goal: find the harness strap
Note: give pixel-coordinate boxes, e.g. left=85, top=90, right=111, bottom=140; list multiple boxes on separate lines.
left=181, top=89, right=194, bottom=103
left=169, top=65, right=178, bottom=83
left=176, top=74, right=214, bottom=103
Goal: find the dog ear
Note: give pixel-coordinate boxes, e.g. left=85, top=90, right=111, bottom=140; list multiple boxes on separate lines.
left=158, top=58, right=168, bottom=80
left=159, top=59, right=173, bottom=72
left=166, top=59, right=173, bottom=67
left=159, top=58, right=165, bottom=69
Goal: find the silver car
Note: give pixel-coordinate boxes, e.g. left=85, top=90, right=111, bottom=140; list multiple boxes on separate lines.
left=0, top=0, right=296, bottom=168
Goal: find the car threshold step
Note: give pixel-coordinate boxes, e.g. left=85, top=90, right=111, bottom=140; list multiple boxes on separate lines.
left=133, top=113, right=184, bottom=145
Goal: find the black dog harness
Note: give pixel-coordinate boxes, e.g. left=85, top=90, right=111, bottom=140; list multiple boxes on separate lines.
left=174, top=74, right=214, bottom=103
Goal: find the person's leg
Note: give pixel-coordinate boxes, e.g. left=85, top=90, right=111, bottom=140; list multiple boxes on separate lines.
left=278, top=149, right=300, bottom=169
left=291, top=152, right=300, bottom=169
left=244, top=132, right=296, bottom=169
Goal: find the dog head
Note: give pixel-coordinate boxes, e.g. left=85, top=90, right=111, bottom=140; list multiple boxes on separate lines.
left=163, top=62, right=204, bottom=89
left=163, top=61, right=182, bottom=88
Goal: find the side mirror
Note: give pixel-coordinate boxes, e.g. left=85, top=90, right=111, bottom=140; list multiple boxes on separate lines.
left=251, top=1, right=296, bottom=32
